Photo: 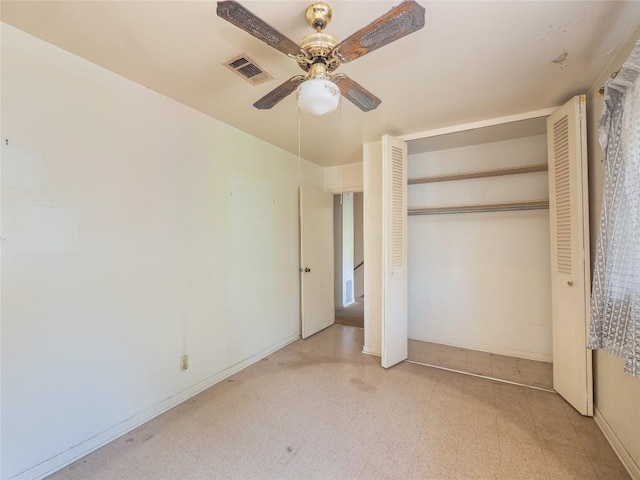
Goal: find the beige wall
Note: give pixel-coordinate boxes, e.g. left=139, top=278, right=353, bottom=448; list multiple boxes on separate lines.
left=587, top=27, right=640, bottom=477
left=324, top=163, right=363, bottom=193
left=1, top=24, right=323, bottom=480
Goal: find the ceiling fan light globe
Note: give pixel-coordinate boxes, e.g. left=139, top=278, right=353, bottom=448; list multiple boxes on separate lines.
left=296, top=78, right=340, bottom=115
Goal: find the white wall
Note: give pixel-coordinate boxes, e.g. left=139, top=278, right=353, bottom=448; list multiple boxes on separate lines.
left=407, top=135, right=553, bottom=361
left=333, top=193, right=356, bottom=308
left=334, top=193, right=356, bottom=308
left=363, top=142, right=382, bottom=356
left=341, top=193, right=355, bottom=307
left=587, top=26, right=640, bottom=478
left=0, top=24, right=323, bottom=480
left=333, top=194, right=344, bottom=307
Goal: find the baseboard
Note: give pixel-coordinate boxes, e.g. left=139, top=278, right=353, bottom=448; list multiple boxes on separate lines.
left=19, top=333, right=300, bottom=480
left=362, top=345, right=381, bottom=357
left=594, top=408, right=640, bottom=480
left=408, top=336, right=552, bottom=363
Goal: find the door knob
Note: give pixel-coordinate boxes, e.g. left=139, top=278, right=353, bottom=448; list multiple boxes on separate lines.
left=567, top=280, right=574, bottom=286
left=304, top=267, right=311, bottom=273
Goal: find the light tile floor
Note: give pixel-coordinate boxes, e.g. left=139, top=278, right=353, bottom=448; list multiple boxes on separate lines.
left=47, top=325, right=628, bottom=480
left=408, top=340, right=554, bottom=390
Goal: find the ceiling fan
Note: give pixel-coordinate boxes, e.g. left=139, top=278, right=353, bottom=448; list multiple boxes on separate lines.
left=217, top=0, right=425, bottom=114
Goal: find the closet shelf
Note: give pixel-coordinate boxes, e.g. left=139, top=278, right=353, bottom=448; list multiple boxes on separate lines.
left=408, top=163, right=548, bottom=185
left=408, top=200, right=549, bottom=216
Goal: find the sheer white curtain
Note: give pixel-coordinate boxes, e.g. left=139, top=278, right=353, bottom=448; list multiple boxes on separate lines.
left=589, top=40, right=640, bottom=376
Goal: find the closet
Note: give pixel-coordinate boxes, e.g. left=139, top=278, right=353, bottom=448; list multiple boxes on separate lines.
left=365, top=98, right=592, bottom=414
left=406, top=117, right=554, bottom=368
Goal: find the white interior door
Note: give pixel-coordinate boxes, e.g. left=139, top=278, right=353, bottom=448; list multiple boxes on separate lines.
left=547, top=95, right=593, bottom=416
left=300, top=187, right=335, bottom=338
left=381, top=135, right=408, bottom=368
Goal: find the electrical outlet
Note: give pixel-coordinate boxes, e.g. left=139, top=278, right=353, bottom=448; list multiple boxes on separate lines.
left=180, top=354, right=189, bottom=372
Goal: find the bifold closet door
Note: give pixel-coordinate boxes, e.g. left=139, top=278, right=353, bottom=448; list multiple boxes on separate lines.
left=547, top=95, right=593, bottom=416
left=381, top=135, right=408, bottom=368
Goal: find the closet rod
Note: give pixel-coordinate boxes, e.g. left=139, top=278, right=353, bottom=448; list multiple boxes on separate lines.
left=408, top=163, right=548, bottom=185
left=408, top=200, right=549, bottom=216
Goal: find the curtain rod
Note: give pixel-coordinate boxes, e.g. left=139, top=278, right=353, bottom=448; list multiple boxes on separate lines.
left=599, top=70, right=620, bottom=95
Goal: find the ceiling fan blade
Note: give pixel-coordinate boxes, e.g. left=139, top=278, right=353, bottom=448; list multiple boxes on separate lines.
left=333, top=75, right=381, bottom=112
left=217, top=1, right=302, bottom=57
left=335, top=0, right=425, bottom=63
left=254, top=76, right=304, bottom=110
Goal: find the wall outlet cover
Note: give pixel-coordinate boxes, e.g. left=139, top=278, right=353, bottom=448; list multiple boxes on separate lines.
left=180, top=355, right=189, bottom=372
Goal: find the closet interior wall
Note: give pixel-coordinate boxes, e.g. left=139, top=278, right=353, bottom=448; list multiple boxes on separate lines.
left=407, top=129, right=553, bottom=362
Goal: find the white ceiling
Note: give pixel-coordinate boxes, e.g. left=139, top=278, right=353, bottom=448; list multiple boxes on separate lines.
left=2, top=1, right=639, bottom=167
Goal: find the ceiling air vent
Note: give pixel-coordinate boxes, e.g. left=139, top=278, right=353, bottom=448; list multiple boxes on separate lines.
left=223, top=54, right=273, bottom=86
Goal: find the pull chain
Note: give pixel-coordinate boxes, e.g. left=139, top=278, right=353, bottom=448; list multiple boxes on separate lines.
left=298, top=108, right=301, bottom=188
left=340, top=165, right=343, bottom=204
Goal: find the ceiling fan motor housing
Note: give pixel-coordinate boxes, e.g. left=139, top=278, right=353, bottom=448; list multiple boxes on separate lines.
left=297, top=32, right=339, bottom=77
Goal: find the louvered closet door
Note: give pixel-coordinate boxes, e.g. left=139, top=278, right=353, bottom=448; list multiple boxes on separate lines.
left=547, top=95, right=592, bottom=416
left=381, top=135, right=408, bottom=368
